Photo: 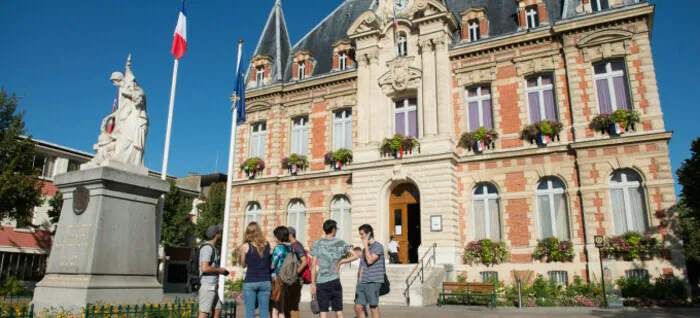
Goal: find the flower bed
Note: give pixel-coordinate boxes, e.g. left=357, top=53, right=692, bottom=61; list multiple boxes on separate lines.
left=590, top=109, right=641, bottom=135
left=458, top=127, right=498, bottom=152
left=324, top=148, right=353, bottom=169
left=463, top=239, right=510, bottom=266
left=380, top=134, right=419, bottom=158
left=1, top=299, right=238, bottom=317
left=225, top=277, right=244, bottom=302
left=281, top=153, right=309, bottom=175
left=601, top=232, right=661, bottom=261
left=520, top=120, right=563, bottom=145
left=240, top=157, right=265, bottom=178
left=533, top=237, right=575, bottom=263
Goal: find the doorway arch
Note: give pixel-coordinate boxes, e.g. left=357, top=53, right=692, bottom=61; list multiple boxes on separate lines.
left=389, top=183, right=421, bottom=264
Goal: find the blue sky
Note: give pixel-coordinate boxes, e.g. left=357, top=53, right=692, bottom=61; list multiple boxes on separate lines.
left=0, top=0, right=697, bottom=193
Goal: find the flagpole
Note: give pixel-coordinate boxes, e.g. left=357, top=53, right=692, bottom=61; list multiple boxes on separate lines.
left=218, top=39, right=244, bottom=301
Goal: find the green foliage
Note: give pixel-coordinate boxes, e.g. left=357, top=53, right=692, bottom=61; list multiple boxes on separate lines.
left=239, top=157, right=265, bottom=172
left=519, top=120, right=563, bottom=142
left=589, top=109, right=642, bottom=134
left=533, top=237, right=575, bottom=263
left=161, top=180, right=194, bottom=248
left=324, top=148, right=353, bottom=165
left=456, top=274, right=467, bottom=283
left=0, top=88, right=44, bottom=224
left=677, top=138, right=700, bottom=222
left=677, top=199, right=700, bottom=263
left=281, top=153, right=309, bottom=170
left=458, top=127, right=499, bottom=151
left=0, top=276, right=29, bottom=296
left=47, top=191, right=63, bottom=226
left=380, top=134, right=419, bottom=155
left=602, top=232, right=661, bottom=260
left=195, top=182, right=226, bottom=242
left=225, top=277, right=244, bottom=300
left=463, top=239, right=510, bottom=266
left=615, top=276, right=688, bottom=306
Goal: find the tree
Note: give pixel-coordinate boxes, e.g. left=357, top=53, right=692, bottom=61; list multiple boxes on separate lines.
left=0, top=88, right=43, bottom=224
left=161, top=180, right=194, bottom=248
left=47, top=190, right=63, bottom=233
left=195, top=182, right=226, bottom=242
left=677, top=199, right=700, bottom=286
left=677, top=138, right=700, bottom=221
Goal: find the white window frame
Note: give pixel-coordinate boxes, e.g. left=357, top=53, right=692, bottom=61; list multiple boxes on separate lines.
left=331, top=196, right=351, bottom=243
left=480, top=271, right=498, bottom=282
left=593, top=61, right=629, bottom=112
left=339, top=53, right=347, bottom=71
left=250, top=122, right=267, bottom=158
left=465, top=86, right=491, bottom=131
left=592, top=0, right=609, bottom=12
left=397, top=34, right=408, bottom=57
left=288, top=200, right=306, bottom=243
left=298, top=62, right=306, bottom=80
left=526, top=75, right=557, bottom=123
left=394, top=99, right=417, bottom=136
left=626, top=269, right=650, bottom=281
left=536, top=178, right=569, bottom=239
left=468, top=20, right=480, bottom=42
left=609, top=170, right=648, bottom=234
left=245, top=203, right=261, bottom=226
left=291, top=117, right=309, bottom=155
left=33, top=154, right=56, bottom=180
left=333, top=109, right=352, bottom=150
left=526, top=6, right=539, bottom=29
left=256, top=66, right=264, bottom=87
left=472, top=184, right=500, bottom=241
left=548, top=271, right=568, bottom=285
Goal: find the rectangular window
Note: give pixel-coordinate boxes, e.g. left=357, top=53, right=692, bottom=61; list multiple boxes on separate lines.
left=480, top=271, right=498, bottom=282
left=397, top=35, right=408, bottom=57
left=466, top=86, right=493, bottom=131
left=291, top=117, right=309, bottom=155
left=394, top=99, right=417, bottom=137
left=468, top=20, right=480, bottom=42
left=626, top=269, right=649, bottom=281
left=594, top=60, right=631, bottom=113
left=339, top=53, right=347, bottom=71
left=256, top=66, right=264, bottom=87
left=592, top=0, right=609, bottom=12
left=548, top=271, right=568, bottom=285
left=526, top=6, right=540, bottom=29
left=33, top=154, right=55, bottom=179
left=526, top=75, right=557, bottom=123
left=67, top=160, right=81, bottom=172
left=333, top=109, right=352, bottom=150
left=298, top=62, right=306, bottom=80
left=250, top=122, right=267, bottom=158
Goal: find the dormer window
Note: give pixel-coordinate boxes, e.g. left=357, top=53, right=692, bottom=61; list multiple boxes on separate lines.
left=255, top=66, right=264, bottom=87
left=339, top=53, right=348, bottom=71
left=249, top=55, right=272, bottom=89
left=468, top=20, right=480, bottom=42
left=298, top=62, right=306, bottom=80
left=526, top=6, right=539, bottom=29
left=460, top=7, right=488, bottom=42
left=292, top=50, right=314, bottom=80
left=592, top=0, right=609, bottom=12
left=397, top=34, right=408, bottom=57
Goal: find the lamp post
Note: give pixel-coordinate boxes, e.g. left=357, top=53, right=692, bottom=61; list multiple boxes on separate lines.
left=594, top=235, right=608, bottom=307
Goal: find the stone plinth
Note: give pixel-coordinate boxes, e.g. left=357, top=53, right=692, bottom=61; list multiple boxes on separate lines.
left=33, top=166, right=169, bottom=312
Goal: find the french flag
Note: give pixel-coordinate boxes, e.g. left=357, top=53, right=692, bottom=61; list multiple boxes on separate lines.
left=171, top=0, right=187, bottom=60
left=107, top=93, right=118, bottom=134
left=393, top=6, right=399, bottom=31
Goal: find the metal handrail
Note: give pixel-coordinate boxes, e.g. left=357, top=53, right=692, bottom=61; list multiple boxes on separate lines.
left=403, top=243, right=437, bottom=306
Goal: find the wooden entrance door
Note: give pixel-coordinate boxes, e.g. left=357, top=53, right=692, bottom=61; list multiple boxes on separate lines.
left=389, top=184, right=419, bottom=264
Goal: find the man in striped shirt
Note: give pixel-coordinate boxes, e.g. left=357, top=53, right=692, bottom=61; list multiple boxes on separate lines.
left=338, top=224, right=385, bottom=318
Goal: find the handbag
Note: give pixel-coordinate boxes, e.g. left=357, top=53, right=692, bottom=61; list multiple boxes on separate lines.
left=379, top=273, right=391, bottom=296
left=270, top=277, right=283, bottom=302
left=310, top=295, right=321, bottom=314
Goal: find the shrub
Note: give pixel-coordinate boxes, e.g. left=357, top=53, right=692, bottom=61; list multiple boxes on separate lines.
left=520, top=120, right=563, bottom=143
left=615, top=276, right=689, bottom=307
left=324, top=148, right=353, bottom=166
left=589, top=109, right=642, bottom=134
left=240, top=157, right=265, bottom=173
left=458, top=127, right=498, bottom=151
left=0, top=276, right=29, bottom=296
left=602, top=232, right=661, bottom=260
left=281, top=153, right=309, bottom=170
left=380, top=134, right=419, bottom=156
left=533, top=237, right=575, bottom=263
left=225, top=277, right=244, bottom=301
left=463, top=239, right=510, bottom=266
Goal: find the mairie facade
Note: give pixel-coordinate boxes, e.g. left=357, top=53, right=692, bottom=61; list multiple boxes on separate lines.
left=225, top=0, right=686, bottom=287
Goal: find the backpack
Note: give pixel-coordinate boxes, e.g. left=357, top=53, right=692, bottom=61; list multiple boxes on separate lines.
left=292, top=244, right=312, bottom=284
left=278, top=245, right=299, bottom=285
left=186, top=242, right=215, bottom=291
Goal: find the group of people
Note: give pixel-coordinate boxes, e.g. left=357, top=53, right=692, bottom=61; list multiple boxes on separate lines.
left=195, top=220, right=388, bottom=318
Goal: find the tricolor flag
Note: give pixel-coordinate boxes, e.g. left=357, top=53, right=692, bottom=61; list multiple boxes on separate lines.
left=171, top=0, right=187, bottom=60
left=107, top=92, right=118, bottom=134
left=393, top=6, right=399, bottom=31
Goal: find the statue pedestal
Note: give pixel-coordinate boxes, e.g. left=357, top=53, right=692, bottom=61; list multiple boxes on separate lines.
left=33, top=166, right=170, bottom=312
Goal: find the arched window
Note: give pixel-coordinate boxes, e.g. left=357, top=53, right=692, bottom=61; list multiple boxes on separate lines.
left=397, top=33, right=408, bottom=57
left=245, top=202, right=261, bottom=226
left=331, top=196, right=352, bottom=242
left=288, top=200, right=307, bottom=243
left=609, top=169, right=648, bottom=234
left=472, top=183, right=500, bottom=241
left=536, top=177, right=570, bottom=240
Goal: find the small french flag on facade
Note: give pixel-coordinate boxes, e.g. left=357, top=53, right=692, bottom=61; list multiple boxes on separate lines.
left=171, top=0, right=187, bottom=60
left=393, top=6, right=399, bottom=31
left=107, top=93, right=118, bottom=134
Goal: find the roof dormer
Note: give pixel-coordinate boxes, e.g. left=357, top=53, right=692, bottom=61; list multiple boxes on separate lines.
left=332, top=41, right=355, bottom=72
left=249, top=55, right=272, bottom=88
left=516, top=0, right=549, bottom=30
left=292, top=51, right=314, bottom=80
left=459, top=7, right=489, bottom=42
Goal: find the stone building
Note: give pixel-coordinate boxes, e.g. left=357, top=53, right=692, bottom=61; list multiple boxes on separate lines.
left=225, top=0, right=684, bottom=303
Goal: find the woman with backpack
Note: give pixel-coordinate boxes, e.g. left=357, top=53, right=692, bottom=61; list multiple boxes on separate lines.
left=239, top=222, right=272, bottom=318
left=270, top=226, right=295, bottom=318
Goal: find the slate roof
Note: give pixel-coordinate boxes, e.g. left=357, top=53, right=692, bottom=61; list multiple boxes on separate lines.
left=249, top=0, right=292, bottom=84
left=562, top=0, right=644, bottom=19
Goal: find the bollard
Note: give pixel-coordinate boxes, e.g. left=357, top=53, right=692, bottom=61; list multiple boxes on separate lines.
left=517, top=277, right=522, bottom=309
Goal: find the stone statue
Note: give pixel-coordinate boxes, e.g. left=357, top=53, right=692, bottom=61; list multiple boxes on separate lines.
left=88, top=55, right=148, bottom=169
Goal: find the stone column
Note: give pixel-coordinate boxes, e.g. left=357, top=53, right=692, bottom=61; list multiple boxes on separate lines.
left=356, top=53, right=372, bottom=145
left=419, top=39, right=438, bottom=137
left=367, top=50, right=382, bottom=144
left=434, top=37, right=454, bottom=138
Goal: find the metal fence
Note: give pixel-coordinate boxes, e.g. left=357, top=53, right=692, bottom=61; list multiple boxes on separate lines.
left=2, top=301, right=238, bottom=318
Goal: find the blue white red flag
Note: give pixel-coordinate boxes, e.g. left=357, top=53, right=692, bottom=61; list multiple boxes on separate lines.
left=107, top=92, right=118, bottom=134
left=171, top=0, right=187, bottom=59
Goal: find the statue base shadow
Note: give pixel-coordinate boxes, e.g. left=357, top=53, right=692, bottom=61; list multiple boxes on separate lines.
left=33, top=166, right=170, bottom=312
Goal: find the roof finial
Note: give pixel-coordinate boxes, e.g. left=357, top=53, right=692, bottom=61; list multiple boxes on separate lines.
left=275, top=0, right=281, bottom=6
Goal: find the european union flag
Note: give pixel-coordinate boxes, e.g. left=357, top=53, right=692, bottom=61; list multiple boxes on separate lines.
left=233, top=69, right=246, bottom=125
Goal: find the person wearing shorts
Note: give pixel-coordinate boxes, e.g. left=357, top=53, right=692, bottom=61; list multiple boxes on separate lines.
left=198, top=224, right=230, bottom=318
left=309, top=220, right=351, bottom=318
left=339, top=224, right=385, bottom=318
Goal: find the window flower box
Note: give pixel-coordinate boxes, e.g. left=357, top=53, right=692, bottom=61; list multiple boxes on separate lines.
left=380, top=134, right=419, bottom=159
left=533, top=237, right=575, bottom=263
left=324, top=148, right=353, bottom=170
left=458, top=127, right=498, bottom=153
left=462, top=239, right=510, bottom=266
left=240, top=157, right=265, bottom=179
left=520, top=120, right=563, bottom=145
left=281, top=154, right=309, bottom=175
left=601, top=232, right=661, bottom=261
left=590, top=109, right=641, bottom=135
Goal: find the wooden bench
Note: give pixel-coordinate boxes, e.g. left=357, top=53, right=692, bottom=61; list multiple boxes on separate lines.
left=438, top=282, right=496, bottom=307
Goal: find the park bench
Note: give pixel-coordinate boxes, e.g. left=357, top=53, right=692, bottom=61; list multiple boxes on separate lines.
left=438, top=282, right=496, bottom=308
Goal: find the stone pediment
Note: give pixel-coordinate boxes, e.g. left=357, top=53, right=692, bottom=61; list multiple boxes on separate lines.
left=347, top=11, right=382, bottom=37
left=577, top=29, right=633, bottom=62
left=378, top=56, right=422, bottom=94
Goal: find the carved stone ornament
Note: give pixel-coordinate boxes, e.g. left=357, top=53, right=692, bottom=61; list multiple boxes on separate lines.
left=73, top=186, right=90, bottom=215
left=514, top=51, right=558, bottom=76
left=577, top=29, right=633, bottom=62
left=454, top=62, right=497, bottom=87
left=379, top=56, right=422, bottom=94
left=326, top=95, right=356, bottom=111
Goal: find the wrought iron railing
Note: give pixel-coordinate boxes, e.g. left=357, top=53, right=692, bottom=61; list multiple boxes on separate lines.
left=403, top=243, right=437, bottom=306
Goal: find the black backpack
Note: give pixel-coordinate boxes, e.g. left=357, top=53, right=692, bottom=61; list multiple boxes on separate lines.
left=186, top=242, right=214, bottom=292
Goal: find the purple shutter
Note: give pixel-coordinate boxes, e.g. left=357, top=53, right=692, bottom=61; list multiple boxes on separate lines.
left=482, top=99, right=493, bottom=129
left=528, top=92, right=541, bottom=123
left=408, top=110, right=417, bottom=137
left=613, top=75, right=631, bottom=110
left=543, top=89, right=557, bottom=121
left=596, top=79, right=613, bottom=113
left=395, top=112, right=405, bottom=135
left=468, top=102, right=480, bottom=131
